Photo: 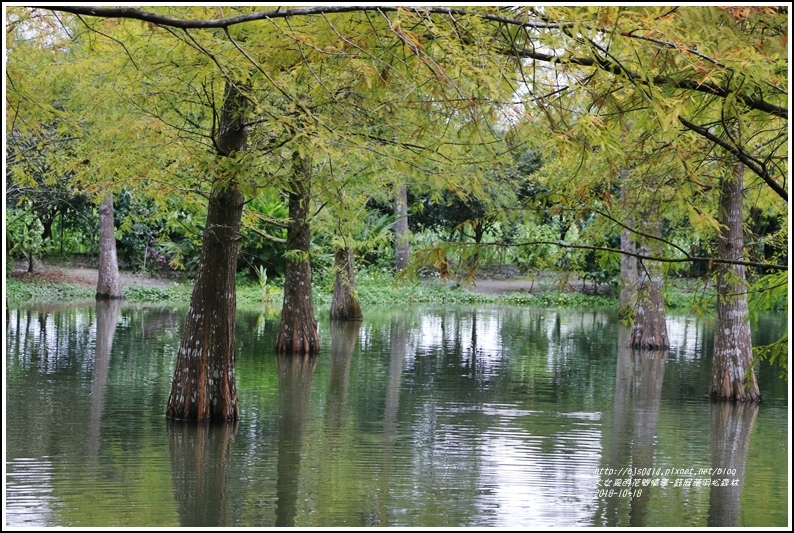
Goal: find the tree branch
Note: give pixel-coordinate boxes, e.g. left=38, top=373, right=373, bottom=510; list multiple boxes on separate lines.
left=248, top=226, right=287, bottom=244
left=41, top=5, right=788, bottom=120
left=678, top=115, right=788, bottom=202
left=509, top=46, right=788, bottom=119
left=450, top=240, right=788, bottom=271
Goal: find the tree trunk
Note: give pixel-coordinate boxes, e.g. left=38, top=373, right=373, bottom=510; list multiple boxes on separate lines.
left=394, top=184, right=410, bottom=272
left=166, top=184, right=244, bottom=423
left=710, top=163, right=760, bottom=402
left=330, top=246, right=363, bottom=321
left=166, top=80, right=248, bottom=423
left=619, top=226, right=638, bottom=320
left=276, top=153, right=320, bottom=354
left=96, top=193, right=123, bottom=300
left=630, top=214, right=669, bottom=350
left=619, top=169, right=637, bottom=320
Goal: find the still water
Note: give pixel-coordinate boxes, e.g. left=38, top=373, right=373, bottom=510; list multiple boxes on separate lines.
left=4, top=302, right=789, bottom=527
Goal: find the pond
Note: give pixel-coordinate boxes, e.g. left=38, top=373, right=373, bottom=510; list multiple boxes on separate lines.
left=4, top=302, right=789, bottom=527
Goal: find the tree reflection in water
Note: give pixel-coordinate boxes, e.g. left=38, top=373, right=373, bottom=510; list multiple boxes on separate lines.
left=168, top=420, right=238, bottom=527
left=326, top=321, right=360, bottom=433
left=87, top=299, right=123, bottom=461
left=597, top=325, right=668, bottom=527
left=707, top=401, right=758, bottom=527
left=275, top=353, right=319, bottom=527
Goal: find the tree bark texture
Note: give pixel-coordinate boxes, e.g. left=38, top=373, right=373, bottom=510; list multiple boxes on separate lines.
left=710, top=163, right=760, bottom=402
left=619, top=225, right=638, bottom=320
left=394, top=185, right=410, bottom=272
left=96, top=193, right=124, bottom=300
left=166, top=80, right=247, bottom=423
left=276, top=153, right=320, bottom=354
left=630, top=214, right=669, bottom=350
left=166, top=184, right=244, bottom=423
left=330, top=246, right=363, bottom=321
left=618, top=170, right=637, bottom=320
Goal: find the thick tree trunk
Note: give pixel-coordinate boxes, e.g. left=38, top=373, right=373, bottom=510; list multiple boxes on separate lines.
left=330, top=246, right=363, bottom=321
left=166, top=184, right=244, bottom=422
left=276, top=153, right=320, bottom=354
left=96, top=193, right=123, bottom=300
left=394, top=185, right=410, bottom=272
left=710, top=163, right=760, bottom=402
left=166, top=80, right=248, bottom=423
left=630, top=215, right=669, bottom=350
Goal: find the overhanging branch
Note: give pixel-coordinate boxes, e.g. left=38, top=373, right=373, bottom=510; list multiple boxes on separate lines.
left=39, top=5, right=788, bottom=121
left=678, top=115, right=788, bottom=202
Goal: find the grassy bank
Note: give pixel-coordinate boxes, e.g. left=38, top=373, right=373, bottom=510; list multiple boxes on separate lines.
left=5, top=265, right=723, bottom=311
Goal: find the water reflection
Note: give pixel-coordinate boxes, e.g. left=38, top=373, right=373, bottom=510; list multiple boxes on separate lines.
left=276, top=354, right=319, bottom=527
left=628, top=345, right=667, bottom=526
left=87, top=299, right=123, bottom=460
left=4, top=305, right=788, bottom=528
left=326, top=321, right=360, bottom=433
left=597, top=325, right=668, bottom=527
left=707, top=402, right=758, bottom=527
left=168, top=421, right=238, bottom=527
left=385, top=315, right=407, bottom=434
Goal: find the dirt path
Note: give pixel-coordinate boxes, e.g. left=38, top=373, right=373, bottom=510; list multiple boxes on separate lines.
left=10, top=263, right=178, bottom=289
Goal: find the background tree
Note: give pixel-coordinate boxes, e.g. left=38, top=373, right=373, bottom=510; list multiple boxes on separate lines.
left=95, top=193, right=123, bottom=299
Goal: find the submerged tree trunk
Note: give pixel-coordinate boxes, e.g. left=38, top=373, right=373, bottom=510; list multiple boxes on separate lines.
left=710, top=163, right=760, bottom=402
left=394, top=185, right=410, bottom=272
left=166, top=80, right=248, bottom=423
left=166, top=183, right=244, bottom=422
left=96, top=192, right=123, bottom=300
left=630, top=213, right=669, bottom=350
left=276, top=153, right=320, bottom=354
left=330, top=246, right=363, bottom=321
